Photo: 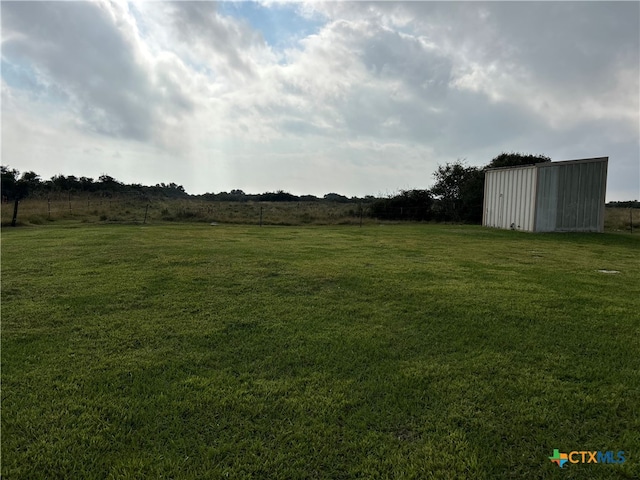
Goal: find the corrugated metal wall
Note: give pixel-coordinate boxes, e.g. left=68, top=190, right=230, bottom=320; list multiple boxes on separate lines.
left=535, top=158, right=608, bottom=232
left=483, top=165, right=537, bottom=231
left=534, top=166, right=558, bottom=232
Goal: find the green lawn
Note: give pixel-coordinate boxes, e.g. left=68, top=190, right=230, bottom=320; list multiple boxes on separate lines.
left=2, top=224, right=638, bottom=479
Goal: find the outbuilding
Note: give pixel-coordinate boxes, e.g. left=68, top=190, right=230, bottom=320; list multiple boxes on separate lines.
left=482, top=157, right=608, bottom=232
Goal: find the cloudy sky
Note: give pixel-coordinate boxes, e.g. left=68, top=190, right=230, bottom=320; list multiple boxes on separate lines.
left=2, top=1, right=638, bottom=200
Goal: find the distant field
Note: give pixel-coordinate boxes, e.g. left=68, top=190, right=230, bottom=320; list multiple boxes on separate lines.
left=605, top=207, right=640, bottom=233
left=1, top=195, right=365, bottom=226
left=2, top=224, right=638, bottom=478
left=2, top=196, right=638, bottom=231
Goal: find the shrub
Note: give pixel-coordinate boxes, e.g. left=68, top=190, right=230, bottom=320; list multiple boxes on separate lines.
left=369, top=189, right=433, bottom=221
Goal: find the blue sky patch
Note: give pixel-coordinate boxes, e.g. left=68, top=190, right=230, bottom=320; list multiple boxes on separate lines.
left=1, top=59, right=38, bottom=91
left=217, top=1, right=325, bottom=50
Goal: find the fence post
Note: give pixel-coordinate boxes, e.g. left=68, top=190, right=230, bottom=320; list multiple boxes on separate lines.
left=48, top=197, right=51, bottom=219
left=260, top=206, right=263, bottom=227
left=631, top=208, right=634, bottom=234
left=143, top=204, right=149, bottom=224
left=68, top=193, right=72, bottom=214
left=11, top=198, right=19, bottom=226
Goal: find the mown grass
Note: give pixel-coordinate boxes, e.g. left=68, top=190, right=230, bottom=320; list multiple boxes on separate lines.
left=2, top=224, right=638, bottom=478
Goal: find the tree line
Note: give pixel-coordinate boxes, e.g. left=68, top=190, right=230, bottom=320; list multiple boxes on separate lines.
left=200, top=190, right=358, bottom=203
left=0, top=170, right=189, bottom=199
left=0, top=168, right=364, bottom=204
left=2, top=152, right=551, bottom=226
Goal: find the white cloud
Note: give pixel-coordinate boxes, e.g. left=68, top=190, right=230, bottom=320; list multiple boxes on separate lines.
left=1, top=1, right=638, bottom=200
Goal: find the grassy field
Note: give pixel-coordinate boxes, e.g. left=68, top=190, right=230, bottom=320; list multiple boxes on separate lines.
left=2, top=195, right=638, bottom=231
left=604, top=207, right=640, bottom=233
left=2, top=224, right=638, bottom=478
left=1, top=195, right=366, bottom=226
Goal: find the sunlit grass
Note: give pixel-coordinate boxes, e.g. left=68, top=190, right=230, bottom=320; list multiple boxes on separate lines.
left=2, top=224, right=638, bottom=478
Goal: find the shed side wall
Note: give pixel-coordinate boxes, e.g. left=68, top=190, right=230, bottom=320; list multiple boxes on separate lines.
left=535, top=158, right=608, bottom=232
left=534, top=167, right=558, bottom=232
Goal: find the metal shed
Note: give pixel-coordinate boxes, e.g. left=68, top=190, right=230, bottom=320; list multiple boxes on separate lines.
left=483, top=157, right=608, bottom=232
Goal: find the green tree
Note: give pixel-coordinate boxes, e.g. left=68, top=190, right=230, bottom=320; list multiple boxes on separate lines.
left=1, top=166, right=19, bottom=197
left=369, top=189, right=433, bottom=221
left=21, top=171, right=41, bottom=188
left=487, top=152, right=551, bottom=169
left=430, top=160, right=480, bottom=222
left=1, top=166, right=30, bottom=226
left=458, top=167, right=485, bottom=223
left=79, top=176, right=96, bottom=191
left=324, top=193, right=350, bottom=203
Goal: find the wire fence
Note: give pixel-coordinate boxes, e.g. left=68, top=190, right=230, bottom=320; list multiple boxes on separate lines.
left=2, top=194, right=638, bottom=231
left=0, top=195, right=372, bottom=226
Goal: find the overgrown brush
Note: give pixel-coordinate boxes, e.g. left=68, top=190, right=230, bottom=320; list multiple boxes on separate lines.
left=0, top=196, right=366, bottom=226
